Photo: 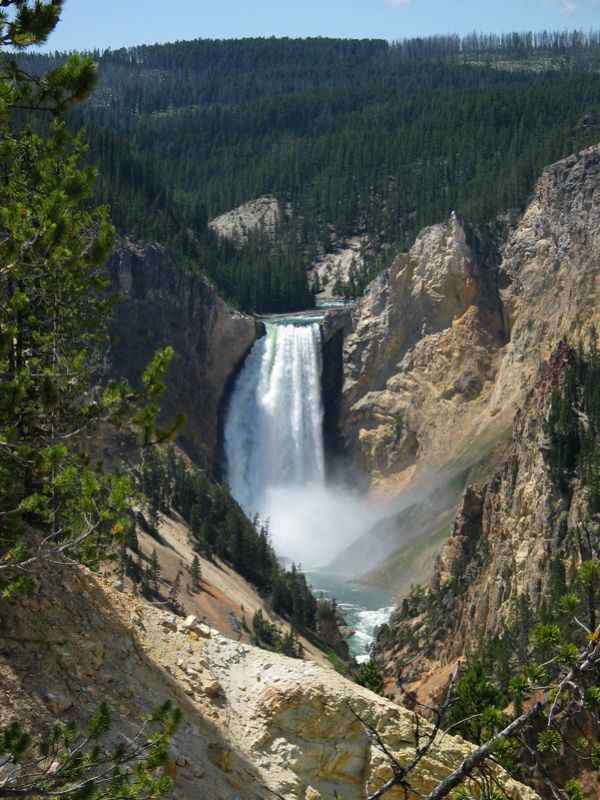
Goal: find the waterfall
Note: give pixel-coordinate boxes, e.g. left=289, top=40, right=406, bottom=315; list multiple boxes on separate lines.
left=224, top=315, right=392, bottom=653
left=224, top=317, right=379, bottom=568
left=224, top=321, right=325, bottom=514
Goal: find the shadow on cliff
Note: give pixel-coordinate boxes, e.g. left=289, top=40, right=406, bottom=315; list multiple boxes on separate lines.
left=0, top=559, right=274, bottom=798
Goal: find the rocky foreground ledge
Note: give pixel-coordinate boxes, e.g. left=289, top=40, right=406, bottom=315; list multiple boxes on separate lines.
left=0, top=561, right=537, bottom=799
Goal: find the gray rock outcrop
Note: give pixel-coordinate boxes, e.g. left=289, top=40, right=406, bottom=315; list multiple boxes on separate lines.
left=107, top=239, right=263, bottom=470
left=209, top=196, right=281, bottom=244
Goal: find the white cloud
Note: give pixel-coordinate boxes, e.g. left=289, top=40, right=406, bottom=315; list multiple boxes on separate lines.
left=378, top=0, right=411, bottom=6
left=543, top=0, right=577, bottom=13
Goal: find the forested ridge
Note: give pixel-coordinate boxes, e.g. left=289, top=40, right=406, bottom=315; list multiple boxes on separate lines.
left=134, top=447, right=322, bottom=658
left=20, top=32, right=600, bottom=312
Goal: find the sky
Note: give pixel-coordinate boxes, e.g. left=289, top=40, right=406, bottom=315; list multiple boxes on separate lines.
left=40, top=0, right=600, bottom=53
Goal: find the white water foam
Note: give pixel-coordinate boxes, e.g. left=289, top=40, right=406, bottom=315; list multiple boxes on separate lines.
left=349, top=606, right=396, bottom=662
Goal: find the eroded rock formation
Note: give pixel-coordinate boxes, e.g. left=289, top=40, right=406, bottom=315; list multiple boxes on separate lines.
left=0, top=559, right=538, bottom=800
left=340, top=212, right=506, bottom=491
left=339, top=145, right=600, bottom=493
left=380, top=342, right=591, bottom=696
left=350, top=145, right=600, bottom=703
left=107, top=239, right=263, bottom=471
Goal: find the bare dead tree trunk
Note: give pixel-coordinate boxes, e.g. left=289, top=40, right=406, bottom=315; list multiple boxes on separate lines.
left=423, top=699, right=547, bottom=800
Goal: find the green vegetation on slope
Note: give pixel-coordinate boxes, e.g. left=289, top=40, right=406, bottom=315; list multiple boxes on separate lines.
left=545, top=339, right=600, bottom=510
left=0, top=2, right=180, bottom=795
left=137, top=447, right=318, bottom=645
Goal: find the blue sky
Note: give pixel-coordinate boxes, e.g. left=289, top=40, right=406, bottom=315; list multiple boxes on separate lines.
left=42, top=0, right=600, bottom=52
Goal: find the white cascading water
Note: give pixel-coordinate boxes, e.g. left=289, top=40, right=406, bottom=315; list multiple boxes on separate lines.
left=224, top=319, right=378, bottom=567
left=224, top=321, right=325, bottom=513
left=224, top=316, right=393, bottom=658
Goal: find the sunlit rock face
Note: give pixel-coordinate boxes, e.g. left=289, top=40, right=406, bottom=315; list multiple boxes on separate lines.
left=375, top=146, right=600, bottom=697
left=0, top=558, right=539, bottom=800
left=340, top=145, right=600, bottom=493
left=340, top=212, right=505, bottom=490
left=203, top=632, right=539, bottom=800
left=209, top=195, right=281, bottom=244
left=492, top=144, right=600, bottom=408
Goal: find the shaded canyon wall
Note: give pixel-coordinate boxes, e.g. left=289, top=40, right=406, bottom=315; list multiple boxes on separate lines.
left=107, top=239, right=263, bottom=472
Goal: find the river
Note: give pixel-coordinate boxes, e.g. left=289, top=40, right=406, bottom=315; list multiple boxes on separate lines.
left=306, top=569, right=394, bottom=662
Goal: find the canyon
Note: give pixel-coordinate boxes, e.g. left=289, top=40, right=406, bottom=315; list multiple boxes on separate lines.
left=337, top=144, right=600, bottom=496
left=3, top=142, right=594, bottom=798
left=4, top=21, right=600, bottom=800
left=107, top=143, right=600, bottom=603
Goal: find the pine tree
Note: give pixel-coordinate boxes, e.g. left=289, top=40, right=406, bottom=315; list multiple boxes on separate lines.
left=0, top=1, right=178, bottom=597
left=148, top=499, right=160, bottom=534
left=354, top=659, right=385, bottom=696
left=140, top=568, right=151, bottom=600
left=445, top=662, right=507, bottom=746
left=189, top=555, right=201, bottom=589
left=168, top=569, right=182, bottom=611
left=127, top=522, right=139, bottom=553
left=0, top=701, right=181, bottom=799
left=148, top=548, right=161, bottom=593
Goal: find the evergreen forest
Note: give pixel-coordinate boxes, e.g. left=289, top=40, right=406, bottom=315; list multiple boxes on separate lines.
left=5, top=6, right=600, bottom=796
left=19, top=31, right=600, bottom=312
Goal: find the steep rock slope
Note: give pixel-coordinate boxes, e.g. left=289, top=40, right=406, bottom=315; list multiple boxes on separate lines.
left=107, top=240, right=263, bottom=470
left=341, top=145, right=600, bottom=494
left=0, top=560, right=538, bottom=800
left=341, top=212, right=506, bottom=491
left=127, top=506, right=337, bottom=670
left=379, top=343, right=593, bottom=698
left=310, top=235, right=367, bottom=299
left=351, top=145, right=600, bottom=687
left=492, top=144, right=600, bottom=410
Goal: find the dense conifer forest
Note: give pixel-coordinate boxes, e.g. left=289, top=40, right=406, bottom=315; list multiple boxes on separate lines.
left=20, top=33, right=600, bottom=311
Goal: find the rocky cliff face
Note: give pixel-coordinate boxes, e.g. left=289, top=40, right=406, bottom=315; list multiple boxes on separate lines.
left=379, top=342, right=593, bottom=694
left=321, top=306, right=354, bottom=467
left=340, top=145, right=600, bottom=494
left=360, top=145, right=600, bottom=686
left=0, top=559, right=538, bottom=800
left=341, top=212, right=506, bottom=491
left=107, top=239, right=263, bottom=471
left=491, top=144, right=600, bottom=410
